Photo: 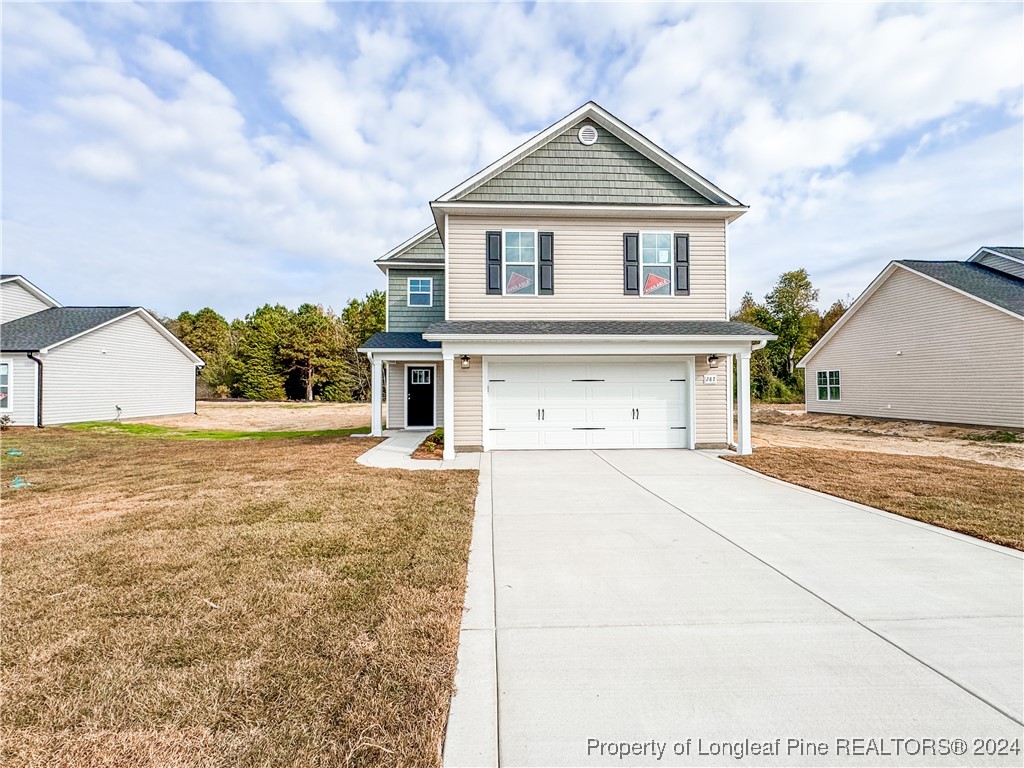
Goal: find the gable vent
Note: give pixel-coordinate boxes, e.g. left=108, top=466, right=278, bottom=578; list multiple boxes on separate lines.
left=577, top=124, right=598, bottom=145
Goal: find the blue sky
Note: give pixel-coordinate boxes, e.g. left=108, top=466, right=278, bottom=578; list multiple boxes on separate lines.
left=3, top=2, right=1022, bottom=320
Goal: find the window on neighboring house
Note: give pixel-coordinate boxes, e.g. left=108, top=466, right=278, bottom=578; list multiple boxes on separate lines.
left=503, top=230, right=537, bottom=295
left=817, top=370, right=841, bottom=401
left=0, top=361, right=11, bottom=411
left=407, top=278, right=432, bottom=307
left=640, top=232, right=672, bottom=296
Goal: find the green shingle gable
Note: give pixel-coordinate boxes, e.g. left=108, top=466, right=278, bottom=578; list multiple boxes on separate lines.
left=400, top=229, right=444, bottom=261
left=460, top=120, right=714, bottom=205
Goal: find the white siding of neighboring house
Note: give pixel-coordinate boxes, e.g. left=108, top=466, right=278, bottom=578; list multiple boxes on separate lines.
left=385, top=361, right=443, bottom=429
left=803, top=267, right=1024, bottom=428
left=1, top=281, right=52, bottom=324
left=1, top=353, right=39, bottom=426
left=446, top=215, right=727, bottom=320
left=41, top=313, right=198, bottom=425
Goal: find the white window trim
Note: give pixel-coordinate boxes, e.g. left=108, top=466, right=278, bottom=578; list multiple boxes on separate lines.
left=0, top=358, right=13, bottom=412
left=501, top=228, right=539, bottom=297
left=638, top=230, right=674, bottom=298
left=403, top=363, right=437, bottom=429
left=407, top=277, right=433, bottom=308
left=816, top=369, right=841, bottom=402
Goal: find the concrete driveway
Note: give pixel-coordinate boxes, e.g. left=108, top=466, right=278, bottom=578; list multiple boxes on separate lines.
left=444, top=450, right=1023, bottom=767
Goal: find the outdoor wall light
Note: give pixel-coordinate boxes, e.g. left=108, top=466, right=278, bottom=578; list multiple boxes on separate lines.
left=706, top=354, right=720, bottom=368
left=460, top=355, right=471, bottom=369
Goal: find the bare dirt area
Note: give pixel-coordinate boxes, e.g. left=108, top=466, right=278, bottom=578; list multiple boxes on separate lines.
left=139, top=400, right=372, bottom=432
left=728, top=448, right=1024, bottom=551
left=752, top=404, right=1024, bottom=470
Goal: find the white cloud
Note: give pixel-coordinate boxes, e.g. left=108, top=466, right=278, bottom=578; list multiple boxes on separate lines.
left=2, top=2, right=1021, bottom=321
left=209, top=1, right=337, bottom=50
left=62, top=143, right=139, bottom=183
left=1, top=3, right=95, bottom=71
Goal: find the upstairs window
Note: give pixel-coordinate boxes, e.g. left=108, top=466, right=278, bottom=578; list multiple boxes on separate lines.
left=503, top=230, right=537, bottom=295
left=817, top=370, right=841, bottom=401
left=640, top=232, right=672, bottom=296
left=407, top=278, right=433, bottom=307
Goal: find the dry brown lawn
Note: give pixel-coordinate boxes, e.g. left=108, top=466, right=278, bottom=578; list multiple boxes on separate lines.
left=0, top=428, right=478, bottom=768
left=727, top=448, right=1024, bottom=551
left=139, top=401, right=372, bottom=432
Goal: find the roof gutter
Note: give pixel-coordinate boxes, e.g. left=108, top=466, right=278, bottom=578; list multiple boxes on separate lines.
left=26, top=352, right=43, bottom=428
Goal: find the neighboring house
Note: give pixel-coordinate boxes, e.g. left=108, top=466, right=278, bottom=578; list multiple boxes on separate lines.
left=359, top=102, right=774, bottom=458
left=798, top=247, right=1024, bottom=429
left=0, top=275, right=204, bottom=427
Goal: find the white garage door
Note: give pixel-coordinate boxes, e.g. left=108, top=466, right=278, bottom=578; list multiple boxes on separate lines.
left=487, top=359, right=691, bottom=450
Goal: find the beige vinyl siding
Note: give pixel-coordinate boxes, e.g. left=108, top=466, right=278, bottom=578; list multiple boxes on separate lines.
left=1, top=353, right=38, bottom=426
left=973, top=252, right=1024, bottom=280
left=1, top=282, right=51, bottom=324
left=694, top=355, right=729, bottom=446
left=453, top=356, right=482, bottom=447
left=386, top=361, right=443, bottom=429
left=447, top=215, right=727, bottom=320
left=804, top=267, right=1024, bottom=428
left=41, top=313, right=197, bottom=425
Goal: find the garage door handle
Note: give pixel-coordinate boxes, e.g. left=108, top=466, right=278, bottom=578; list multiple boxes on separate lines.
left=572, top=427, right=605, bottom=430
left=572, top=378, right=605, bottom=382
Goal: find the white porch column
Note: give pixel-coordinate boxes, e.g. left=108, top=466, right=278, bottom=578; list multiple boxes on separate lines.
left=370, top=356, right=383, bottom=437
left=442, top=354, right=455, bottom=460
left=737, top=350, right=752, bottom=455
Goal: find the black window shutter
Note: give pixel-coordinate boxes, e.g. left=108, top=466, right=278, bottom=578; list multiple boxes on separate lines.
left=674, top=233, right=690, bottom=295
left=485, top=231, right=501, bottom=294
left=538, top=232, right=554, bottom=295
left=623, top=233, right=639, bottom=295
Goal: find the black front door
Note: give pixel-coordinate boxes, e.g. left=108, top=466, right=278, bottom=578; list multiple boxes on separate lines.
left=406, top=366, right=435, bottom=427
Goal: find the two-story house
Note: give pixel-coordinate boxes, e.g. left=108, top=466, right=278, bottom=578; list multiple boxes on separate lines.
left=359, top=103, right=773, bottom=458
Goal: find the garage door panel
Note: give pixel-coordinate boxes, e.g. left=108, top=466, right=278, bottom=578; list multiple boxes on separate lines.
left=542, top=406, right=589, bottom=425
left=488, top=359, right=691, bottom=450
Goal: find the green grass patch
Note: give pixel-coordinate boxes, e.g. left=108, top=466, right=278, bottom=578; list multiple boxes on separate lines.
left=963, top=431, right=1024, bottom=443
left=65, top=422, right=369, bottom=440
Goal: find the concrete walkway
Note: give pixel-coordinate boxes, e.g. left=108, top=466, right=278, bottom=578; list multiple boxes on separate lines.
left=444, top=449, right=1023, bottom=767
left=355, top=430, right=480, bottom=471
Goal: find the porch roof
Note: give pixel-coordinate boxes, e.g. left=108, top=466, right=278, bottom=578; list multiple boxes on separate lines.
left=358, top=332, right=440, bottom=352
left=423, top=319, right=774, bottom=340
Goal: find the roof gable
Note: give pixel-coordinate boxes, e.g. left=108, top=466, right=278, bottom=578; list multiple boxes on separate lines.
left=0, top=306, right=204, bottom=364
left=799, top=259, right=1023, bottom=368
left=375, top=225, right=443, bottom=270
left=0, top=275, right=61, bottom=309
left=459, top=118, right=715, bottom=205
left=897, top=260, right=1024, bottom=317
left=434, top=102, right=743, bottom=208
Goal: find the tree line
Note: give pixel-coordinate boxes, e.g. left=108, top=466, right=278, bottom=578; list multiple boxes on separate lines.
left=163, top=291, right=385, bottom=401
left=731, top=269, right=848, bottom=402
left=164, top=270, right=842, bottom=404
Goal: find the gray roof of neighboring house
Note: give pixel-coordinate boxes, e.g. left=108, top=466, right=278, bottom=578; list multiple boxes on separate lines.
left=983, top=246, right=1024, bottom=260
left=359, top=332, right=441, bottom=350
left=0, top=306, right=137, bottom=350
left=459, top=119, right=715, bottom=206
left=424, top=320, right=774, bottom=337
left=897, top=260, right=1024, bottom=317
left=377, top=228, right=444, bottom=264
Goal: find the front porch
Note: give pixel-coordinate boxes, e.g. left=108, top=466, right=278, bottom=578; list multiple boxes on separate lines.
left=361, top=322, right=773, bottom=460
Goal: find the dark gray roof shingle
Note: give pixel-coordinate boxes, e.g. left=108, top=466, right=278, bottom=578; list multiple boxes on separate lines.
left=424, top=320, right=773, bottom=337
left=1, top=307, right=137, bottom=350
left=360, top=332, right=441, bottom=350
left=983, top=246, right=1024, bottom=260
left=897, top=261, right=1024, bottom=317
